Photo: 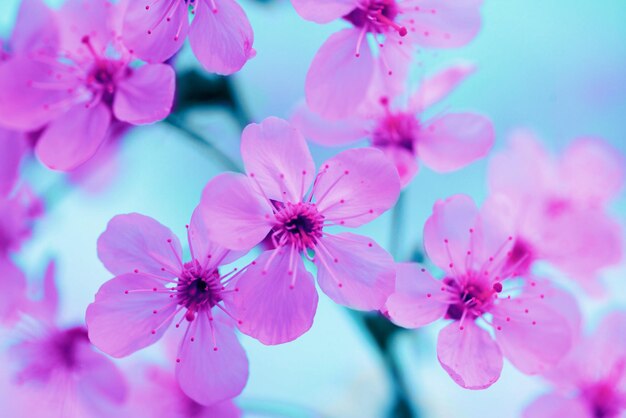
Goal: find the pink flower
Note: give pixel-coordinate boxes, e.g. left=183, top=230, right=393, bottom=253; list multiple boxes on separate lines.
left=487, top=131, right=625, bottom=293
left=292, top=63, right=494, bottom=186
left=0, top=0, right=176, bottom=171
left=523, top=312, right=626, bottom=418
left=86, top=211, right=249, bottom=406
left=126, top=365, right=241, bottom=418
left=8, top=261, right=128, bottom=418
left=122, top=0, right=255, bottom=75
left=385, top=194, right=579, bottom=389
left=291, top=0, right=484, bottom=119
left=196, top=117, right=401, bottom=344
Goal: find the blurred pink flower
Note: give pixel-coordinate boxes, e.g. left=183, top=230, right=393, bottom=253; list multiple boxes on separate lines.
left=385, top=194, right=579, bottom=389
left=122, top=0, right=255, bottom=75
left=8, top=261, right=127, bottom=418
left=0, top=186, right=43, bottom=256
left=126, top=365, right=241, bottom=418
left=291, top=0, right=483, bottom=119
left=86, top=211, right=249, bottom=406
left=487, top=131, right=625, bottom=294
left=197, top=117, right=400, bottom=345
left=0, top=0, right=175, bottom=171
left=293, top=63, right=494, bottom=186
left=523, top=312, right=626, bottom=418
left=0, top=128, right=28, bottom=196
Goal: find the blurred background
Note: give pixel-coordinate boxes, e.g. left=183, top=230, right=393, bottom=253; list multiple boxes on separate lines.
left=1, top=0, right=625, bottom=417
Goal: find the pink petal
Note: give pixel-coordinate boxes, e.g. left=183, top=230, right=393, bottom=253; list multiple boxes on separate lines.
left=0, top=56, right=70, bottom=131
left=57, top=0, right=116, bottom=55
left=0, top=257, right=27, bottom=324
left=35, top=102, right=111, bottom=171
left=417, top=113, right=494, bottom=172
left=314, top=148, right=400, bottom=227
left=290, top=102, right=368, bottom=147
left=97, top=213, right=183, bottom=278
left=522, top=393, right=591, bottom=418
left=198, top=172, right=273, bottom=251
left=305, top=29, right=375, bottom=119
left=437, top=320, right=503, bottom=389
left=492, top=288, right=574, bottom=375
left=11, top=0, right=58, bottom=55
left=0, top=128, right=27, bottom=196
left=26, top=261, right=60, bottom=322
left=122, top=0, right=188, bottom=63
left=188, top=204, right=242, bottom=268
left=189, top=0, right=255, bottom=75
left=113, top=64, right=175, bottom=125
left=367, top=37, right=413, bottom=104
left=86, top=273, right=177, bottom=357
left=241, top=117, right=315, bottom=203
left=226, top=249, right=318, bottom=345
left=315, top=233, right=394, bottom=310
left=290, top=0, right=359, bottom=24
left=409, top=63, right=476, bottom=111
left=487, top=130, right=555, bottom=202
left=404, top=0, right=483, bottom=49
left=560, top=137, right=625, bottom=204
left=176, top=317, right=248, bottom=405
left=379, top=146, right=419, bottom=188
left=581, top=312, right=626, bottom=382
left=74, top=342, right=128, bottom=406
left=423, top=194, right=479, bottom=275
left=385, top=263, right=448, bottom=328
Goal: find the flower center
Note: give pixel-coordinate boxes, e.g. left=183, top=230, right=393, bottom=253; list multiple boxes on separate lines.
left=273, top=202, right=324, bottom=251
left=343, top=0, right=407, bottom=36
left=53, top=326, right=89, bottom=369
left=444, top=277, right=500, bottom=321
left=371, top=111, right=418, bottom=153
left=176, top=261, right=222, bottom=317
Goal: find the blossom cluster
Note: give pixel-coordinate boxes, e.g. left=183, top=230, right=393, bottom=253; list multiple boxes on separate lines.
left=0, top=0, right=624, bottom=417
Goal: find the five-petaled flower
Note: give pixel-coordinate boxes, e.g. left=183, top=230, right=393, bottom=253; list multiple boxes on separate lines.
left=86, top=209, right=249, bottom=406
left=385, top=194, right=579, bottom=389
left=196, top=117, right=401, bottom=345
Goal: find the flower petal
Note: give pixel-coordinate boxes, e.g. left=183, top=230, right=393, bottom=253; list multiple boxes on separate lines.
left=113, top=64, right=175, bottom=125
left=0, top=257, right=27, bottom=324
left=290, top=0, right=359, bottom=24
left=492, top=288, right=574, bottom=375
left=74, top=342, right=128, bottom=405
left=417, top=113, right=494, bottom=172
left=306, top=29, right=375, bottom=119
left=86, top=273, right=177, bottom=358
left=198, top=172, right=273, bottom=251
left=290, top=102, right=368, bottom=147
left=122, top=0, right=188, bottom=63
left=188, top=203, right=243, bottom=268
left=522, top=393, right=591, bottom=418
left=560, top=137, right=625, bottom=204
left=379, top=146, right=419, bottom=188
left=35, top=102, right=111, bottom=171
left=423, top=194, right=479, bottom=275
left=437, top=320, right=502, bottom=389
left=97, top=213, right=183, bottom=277
left=11, top=0, right=58, bottom=55
left=57, top=0, right=116, bottom=54
left=176, top=317, right=248, bottom=405
left=226, top=249, right=318, bottom=345
left=188, top=0, right=254, bottom=75
left=408, top=63, right=475, bottom=111
left=315, top=148, right=400, bottom=227
left=241, top=117, right=315, bottom=203
left=404, top=0, right=483, bottom=48
left=315, top=233, right=395, bottom=310
left=0, top=128, right=27, bottom=196
left=385, top=263, right=448, bottom=328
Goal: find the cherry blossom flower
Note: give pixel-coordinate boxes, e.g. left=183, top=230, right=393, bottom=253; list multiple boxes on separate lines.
left=290, top=0, right=483, bottom=119
left=126, top=365, right=241, bottom=418
left=0, top=0, right=175, bottom=171
left=86, top=210, right=249, bottom=406
left=487, top=131, right=625, bottom=294
left=385, top=194, right=579, bottom=389
left=292, top=63, right=494, bottom=186
left=523, top=312, right=626, bottom=418
left=7, top=261, right=128, bottom=418
left=122, top=0, right=255, bottom=75
left=196, top=117, right=401, bottom=345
